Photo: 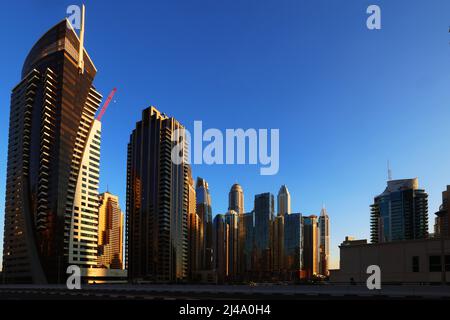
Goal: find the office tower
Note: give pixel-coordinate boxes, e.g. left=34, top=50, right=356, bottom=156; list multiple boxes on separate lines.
left=2, top=15, right=103, bottom=283
left=277, top=185, right=291, bottom=217
left=187, top=170, right=201, bottom=279
left=229, top=183, right=244, bottom=214
left=254, top=193, right=275, bottom=275
left=213, top=214, right=227, bottom=283
left=272, top=215, right=284, bottom=273
left=303, top=215, right=319, bottom=278
left=284, top=213, right=303, bottom=280
left=97, top=192, right=124, bottom=269
left=239, top=212, right=254, bottom=276
left=126, top=107, right=189, bottom=282
left=224, top=210, right=239, bottom=280
left=196, top=178, right=213, bottom=270
left=319, top=206, right=330, bottom=276
left=435, top=186, right=450, bottom=238
left=370, top=178, right=428, bottom=243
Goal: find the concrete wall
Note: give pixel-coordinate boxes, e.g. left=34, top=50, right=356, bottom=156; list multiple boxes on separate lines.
left=330, top=238, right=450, bottom=284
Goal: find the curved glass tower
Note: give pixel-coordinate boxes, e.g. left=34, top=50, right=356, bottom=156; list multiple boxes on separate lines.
left=2, top=18, right=102, bottom=283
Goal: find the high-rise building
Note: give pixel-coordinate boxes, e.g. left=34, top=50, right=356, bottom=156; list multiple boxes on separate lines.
left=254, top=193, right=274, bottom=274
left=319, top=206, right=330, bottom=276
left=277, top=185, right=291, bottom=217
left=370, top=178, right=428, bottom=243
left=229, top=184, right=244, bottom=214
left=2, top=15, right=103, bottom=283
left=272, top=215, right=284, bottom=273
left=195, top=178, right=213, bottom=270
left=126, top=107, right=189, bottom=282
left=239, top=211, right=254, bottom=276
left=224, top=210, right=239, bottom=280
left=187, top=170, right=201, bottom=279
left=97, top=192, right=124, bottom=270
left=434, top=186, right=450, bottom=238
left=303, top=215, right=319, bottom=278
left=212, top=214, right=227, bottom=283
left=284, top=213, right=303, bottom=279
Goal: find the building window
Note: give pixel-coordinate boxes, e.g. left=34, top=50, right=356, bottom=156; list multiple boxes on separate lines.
left=412, top=256, right=419, bottom=272
left=429, top=256, right=441, bottom=272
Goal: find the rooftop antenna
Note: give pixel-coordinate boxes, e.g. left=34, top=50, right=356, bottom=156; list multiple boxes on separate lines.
left=387, top=160, right=392, bottom=181
left=78, top=4, right=85, bottom=74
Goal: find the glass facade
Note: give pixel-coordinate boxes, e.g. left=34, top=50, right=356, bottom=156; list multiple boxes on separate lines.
left=2, top=19, right=102, bottom=284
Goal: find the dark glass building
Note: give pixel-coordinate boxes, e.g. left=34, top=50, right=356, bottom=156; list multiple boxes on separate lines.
left=212, top=214, right=227, bottom=283
left=253, top=193, right=274, bottom=274
left=2, top=18, right=102, bottom=283
left=284, top=213, right=303, bottom=279
left=370, top=178, right=428, bottom=243
left=195, top=177, right=213, bottom=270
left=126, top=107, right=189, bottom=282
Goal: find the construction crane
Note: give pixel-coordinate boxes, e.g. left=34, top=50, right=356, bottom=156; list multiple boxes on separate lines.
left=96, top=88, right=117, bottom=121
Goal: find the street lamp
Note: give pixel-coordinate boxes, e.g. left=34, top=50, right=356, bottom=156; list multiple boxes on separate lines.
left=435, top=207, right=447, bottom=285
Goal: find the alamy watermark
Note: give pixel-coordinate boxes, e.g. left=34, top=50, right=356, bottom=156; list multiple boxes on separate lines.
left=171, top=121, right=280, bottom=176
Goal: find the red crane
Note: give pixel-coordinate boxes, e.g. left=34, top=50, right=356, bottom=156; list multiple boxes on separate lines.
left=96, top=88, right=117, bottom=121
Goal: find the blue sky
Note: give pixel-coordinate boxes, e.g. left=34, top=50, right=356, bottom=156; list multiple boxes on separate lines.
left=1, top=0, right=450, bottom=270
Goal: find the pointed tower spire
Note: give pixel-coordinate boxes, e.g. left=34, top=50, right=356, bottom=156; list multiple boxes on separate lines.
left=78, top=4, right=85, bottom=74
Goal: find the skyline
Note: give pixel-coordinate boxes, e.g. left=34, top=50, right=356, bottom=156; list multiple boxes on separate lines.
left=2, top=1, right=450, bottom=271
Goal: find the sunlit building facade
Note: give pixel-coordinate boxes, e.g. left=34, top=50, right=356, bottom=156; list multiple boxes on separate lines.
left=319, top=207, right=330, bottom=276
left=126, top=107, right=189, bottom=282
left=97, top=192, right=124, bottom=270
left=277, top=185, right=291, bottom=217
left=2, top=18, right=103, bottom=283
left=303, top=215, right=319, bottom=278
left=229, top=184, right=244, bottom=214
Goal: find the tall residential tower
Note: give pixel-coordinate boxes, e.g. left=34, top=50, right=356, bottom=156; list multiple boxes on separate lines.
left=126, top=107, right=190, bottom=282
left=2, top=14, right=103, bottom=283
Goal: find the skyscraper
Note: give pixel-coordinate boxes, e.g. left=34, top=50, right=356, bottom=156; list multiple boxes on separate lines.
left=195, top=177, right=213, bottom=270
left=2, top=15, right=103, bottom=283
left=229, top=184, right=244, bottom=214
left=187, top=169, right=201, bottom=279
left=318, top=206, right=330, bottom=276
left=239, top=211, right=254, bottom=277
left=434, top=186, right=450, bottom=238
left=254, top=193, right=275, bottom=275
left=224, top=210, right=239, bottom=281
left=97, top=192, right=124, bottom=270
left=303, top=215, right=319, bottom=278
left=284, top=213, right=303, bottom=280
left=272, top=215, right=284, bottom=273
left=370, top=178, right=428, bottom=243
left=126, top=107, right=189, bottom=282
left=212, top=214, right=227, bottom=283
left=277, top=185, right=291, bottom=217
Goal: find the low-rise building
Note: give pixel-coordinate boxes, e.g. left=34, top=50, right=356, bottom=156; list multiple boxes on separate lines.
left=330, top=237, right=450, bottom=284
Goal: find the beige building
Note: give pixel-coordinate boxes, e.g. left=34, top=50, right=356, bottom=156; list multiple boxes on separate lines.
left=97, top=192, right=124, bottom=269
left=330, top=237, right=450, bottom=284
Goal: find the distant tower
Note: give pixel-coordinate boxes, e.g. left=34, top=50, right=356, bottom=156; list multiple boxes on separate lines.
left=229, top=183, right=244, bottom=214
left=277, top=185, right=291, bottom=217
left=318, top=206, right=330, bottom=276
left=196, top=177, right=213, bottom=270
left=98, top=192, right=124, bottom=270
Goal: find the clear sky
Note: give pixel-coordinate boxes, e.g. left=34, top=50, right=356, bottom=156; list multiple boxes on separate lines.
left=1, top=0, right=450, bottom=270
